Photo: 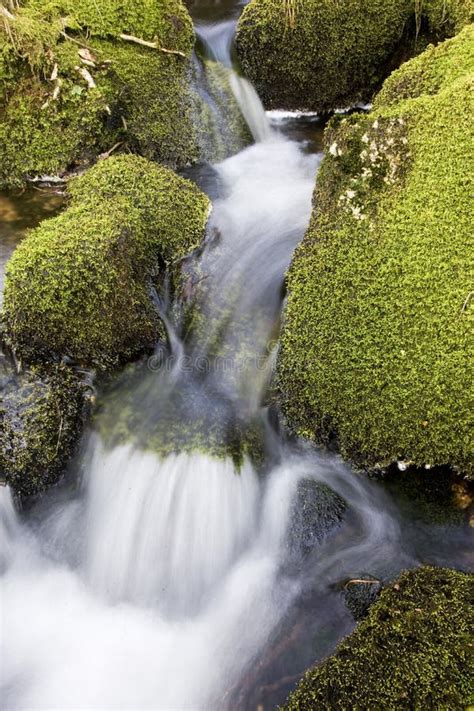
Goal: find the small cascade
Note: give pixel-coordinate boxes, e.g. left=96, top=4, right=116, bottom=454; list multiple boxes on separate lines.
left=195, top=18, right=271, bottom=147
left=1, top=447, right=406, bottom=710
left=85, top=441, right=260, bottom=615
left=229, top=72, right=272, bottom=142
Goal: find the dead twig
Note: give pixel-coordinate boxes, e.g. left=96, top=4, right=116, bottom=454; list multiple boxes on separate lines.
left=344, top=579, right=380, bottom=589
left=460, top=291, right=473, bottom=314
left=0, top=5, right=16, bottom=21
left=98, top=142, right=123, bottom=160
left=119, top=33, right=186, bottom=58
left=75, top=65, right=96, bottom=89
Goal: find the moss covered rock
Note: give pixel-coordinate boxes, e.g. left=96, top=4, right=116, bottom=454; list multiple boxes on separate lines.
left=278, top=27, right=474, bottom=475
left=0, top=0, right=201, bottom=187
left=235, top=0, right=472, bottom=112
left=95, top=357, right=267, bottom=469
left=0, top=356, right=86, bottom=497
left=2, top=155, right=210, bottom=368
left=285, top=566, right=474, bottom=710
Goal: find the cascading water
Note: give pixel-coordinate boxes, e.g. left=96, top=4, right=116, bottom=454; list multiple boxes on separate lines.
left=196, top=15, right=271, bottom=143
left=1, top=3, right=472, bottom=710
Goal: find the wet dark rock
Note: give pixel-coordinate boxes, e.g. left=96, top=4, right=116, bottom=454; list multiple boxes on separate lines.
left=0, top=355, right=87, bottom=498
left=342, top=575, right=383, bottom=621
left=287, top=478, right=346, bottom=557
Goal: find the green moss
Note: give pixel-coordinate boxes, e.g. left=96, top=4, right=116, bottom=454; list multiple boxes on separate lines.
left=0, top=360, right=86, bottom=497
left=376, top=25, right=474, bottom=106
left=278, top=27, right=474, bottom=475
left=95, top=360, right=266, bottom=468
left=423, top=0, right=474, bottom=36
left=0, top=0, right=200, bottom=187
left=235, top=0, right=471, bottom=112
left=2, top=155, right=210, bottom=369
left=284, top=567, right=474, bottom=710
left=18, top=0, right=194, bottom=50
left=98, top=41, right=200, bottom=168
left=0, top=75, right=115, bottom=187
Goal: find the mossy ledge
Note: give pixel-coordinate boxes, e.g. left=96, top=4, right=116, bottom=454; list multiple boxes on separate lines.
left=235, top=0, right=473, bottom=112
left=284, top=566, right=474, bottom=710
left=277, top=27, right=474, bottom=476
left=0, top=0, right=201, bottom=187
left=2, top=155, right=210, bottom=369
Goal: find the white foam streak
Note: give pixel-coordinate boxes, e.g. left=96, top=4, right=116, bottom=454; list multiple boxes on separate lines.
left=0, top=486, right=19, bottom=572
left=229, top=73, right=271, bottom=142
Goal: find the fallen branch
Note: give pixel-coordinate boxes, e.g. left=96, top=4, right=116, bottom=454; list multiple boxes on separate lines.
left=41, top=77, right=62, bottom=108
left=98, top=141, right=123, bottom=160
left=119, top=33, right=186, bottom=58
left=60, top=30, right=100, bottom=55
left=52, top=78, right=62, bottom=99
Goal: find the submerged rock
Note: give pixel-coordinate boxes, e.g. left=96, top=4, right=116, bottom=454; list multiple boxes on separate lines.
left=235, top=0, right=471, bottom=112
left=0, top=356, right=86, bottom=497
left=2, top=155, right=210, bottom=369
left=0, top=0, right=201, bottom=187
left=287, top=479, right=346, bottom=557
left=342, top=576, right=383, bottom=621
left=96, top=361, right=267, bottom=470
left=285, top=566, right=474, bottom=710
left=278, top=27, right=474, bottom=476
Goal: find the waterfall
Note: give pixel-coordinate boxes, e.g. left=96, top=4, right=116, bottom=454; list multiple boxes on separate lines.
left=84, top=441, right=260, bottom=615
left=196, top=18, right=271, bottom=143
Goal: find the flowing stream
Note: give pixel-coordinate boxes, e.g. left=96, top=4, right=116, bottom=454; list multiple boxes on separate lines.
left=0, top=3, right=472, bottom=710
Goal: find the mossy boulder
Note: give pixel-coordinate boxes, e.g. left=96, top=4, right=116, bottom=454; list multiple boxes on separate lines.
left=235, top=0, right=472, bottom=112
left=423, top=0, right=474, bottom=36
left=0, top=355, right=86, bottom=497
left=278, top=27, right=474, bottom=475
left=285, top=567, right=474, bottom=710
left=2, top=155, right=210, bottom=369
left=0, top=0, right=201, bottom=187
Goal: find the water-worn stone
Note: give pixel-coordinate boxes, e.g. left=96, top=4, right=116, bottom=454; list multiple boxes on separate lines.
left=342, top=576, right=383, bottom=621
left=287, top=478, right=346, bottom=557
left=0, top=354, right=86, bottom=497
